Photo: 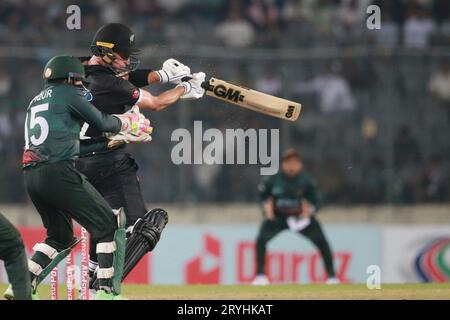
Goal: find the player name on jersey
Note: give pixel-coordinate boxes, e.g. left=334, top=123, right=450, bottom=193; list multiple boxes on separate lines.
left=31, top=88, right=52, bottom=103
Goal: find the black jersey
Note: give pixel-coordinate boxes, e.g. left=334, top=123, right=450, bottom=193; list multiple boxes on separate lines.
left=82, top=63, right=141, bottom=140
left=75, top=58, right=151, bottom=226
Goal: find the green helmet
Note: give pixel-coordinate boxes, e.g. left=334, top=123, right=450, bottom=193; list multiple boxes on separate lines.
left=43, top=55, right=87, bottom=82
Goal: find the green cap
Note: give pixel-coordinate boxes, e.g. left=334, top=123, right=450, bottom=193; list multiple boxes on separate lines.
left=43, top=55, right=86, bottom=82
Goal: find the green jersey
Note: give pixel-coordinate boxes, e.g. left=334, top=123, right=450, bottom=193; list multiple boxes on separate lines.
left=259, top=171, right=320, bottom=216
left=23, top=83, right=121, bottom=167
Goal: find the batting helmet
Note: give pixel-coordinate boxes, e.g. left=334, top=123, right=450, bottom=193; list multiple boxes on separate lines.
left=90, top=23, right=140, bottom=73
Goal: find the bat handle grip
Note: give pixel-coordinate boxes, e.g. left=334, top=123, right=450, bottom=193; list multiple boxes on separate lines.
left=201, top=80, right=212, bottom=91
left=181, top=76, right=212, bottom=91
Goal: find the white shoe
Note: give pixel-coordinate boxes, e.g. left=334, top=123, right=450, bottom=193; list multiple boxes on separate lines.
left=252, top=275, right=270, bottom=286
left=326, top=277, right=340, bottom=285
left=4, top=285, right=14, bottom=300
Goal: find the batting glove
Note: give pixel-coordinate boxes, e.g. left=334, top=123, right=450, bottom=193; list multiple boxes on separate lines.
left=156, top=58, right=191, bottom=84
left=177, top=72, right=206, bottom=100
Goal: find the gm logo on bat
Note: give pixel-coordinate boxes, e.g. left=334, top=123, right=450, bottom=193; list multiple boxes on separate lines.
left=285, top=105, right=295, bottom=118
left=211, top=85, right=245, bottom=103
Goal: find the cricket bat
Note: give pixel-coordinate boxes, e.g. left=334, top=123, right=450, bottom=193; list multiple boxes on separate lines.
left=201, top=77, right=301, bottom=122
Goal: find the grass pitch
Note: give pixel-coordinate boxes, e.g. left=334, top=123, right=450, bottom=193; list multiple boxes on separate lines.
left=1, top=283, right=450, bottom=300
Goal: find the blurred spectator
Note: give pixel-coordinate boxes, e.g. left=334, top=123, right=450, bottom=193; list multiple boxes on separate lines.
left=184, top=0, right=226, bottom=22
left=335, top=0, right=371, bottom=43
left=392, top=171, right=420, bottom=204
left=0, top=0, right=445, bottom=50
left=313, top=0, right=339, bottom=37
left=99, top=0, right=123, bottom=23
left=403, top=8, right=436, bottom=48
left=429, top=61, right=450, bottom=122
left=156, top=0, right=189, bottom=15
left=190, top=126, right=226, bottom=201
left=373, top=0, right=407, bottom=27
left=293, top=61, right=356, bottom=115
left=393, top=125, right=421, bottom=169
left=133, top=0, right=167, bottom=22
left=46, top=1, right=65, bottom=27
left=420, top=156, right=448, bottom=202
left=281, top=0, right=315, bottom=24
left=372, top=12, right=400, bottom=47
left=247, top=0, right=283, bottom=47
left=0, top=69, right=12, bottom=99
left=214, top=2, right=256, bottom=47
left=0, top=112, right=13, bottom=154
left=192, top=164, right=223, bottom=201
left=359, top=157, right=386, bottom=204
left=247, top=0, right=281, bottom=31
left=392, top=125, right=422, bottom=204
left=0, top=0, right=449, bottom=204
left=255, top=67, right=282, bottom=95
left=318, top=158, right=353, bottom=203
left=432, top=0, right=450, bottom=27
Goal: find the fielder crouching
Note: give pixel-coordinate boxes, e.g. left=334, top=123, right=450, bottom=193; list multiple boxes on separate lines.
left=253, top=149, right=339, bottom=285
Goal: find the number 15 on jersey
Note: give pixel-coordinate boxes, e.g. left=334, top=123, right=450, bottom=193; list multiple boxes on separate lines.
left=24, top=103, right=49, bottom=149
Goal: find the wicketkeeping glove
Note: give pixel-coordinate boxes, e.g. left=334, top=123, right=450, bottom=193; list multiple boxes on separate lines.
left=106, top=131, right=153, bottom=149
left=156, top=58, right=191, bottom=84
left=113, top=106, right=152, bottom=136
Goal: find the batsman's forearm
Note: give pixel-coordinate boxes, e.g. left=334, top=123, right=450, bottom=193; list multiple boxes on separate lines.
left=148, top=71, right=161, bottom=84
left=158, top=86, right=185, bottom=106
left=139, top=86, right=185, bottom=111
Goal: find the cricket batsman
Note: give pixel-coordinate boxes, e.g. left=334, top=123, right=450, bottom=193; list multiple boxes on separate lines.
left=18, top=55, right=152, bottom=300
left=252, top=149, right=339, bottom=285
left=75, top=23, right=205, bottom=292
left=1, top=213, right=32, bottom=300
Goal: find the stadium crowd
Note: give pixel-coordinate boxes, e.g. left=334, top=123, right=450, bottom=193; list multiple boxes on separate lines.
left=1, top=0, right=450, bottom=48
left=0, top=0, right=450, bottom=204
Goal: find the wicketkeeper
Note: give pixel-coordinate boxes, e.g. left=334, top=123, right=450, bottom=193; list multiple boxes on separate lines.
left=19, top=55, right=152, bottom=299
left=253, top=149, right=338, bottom=285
